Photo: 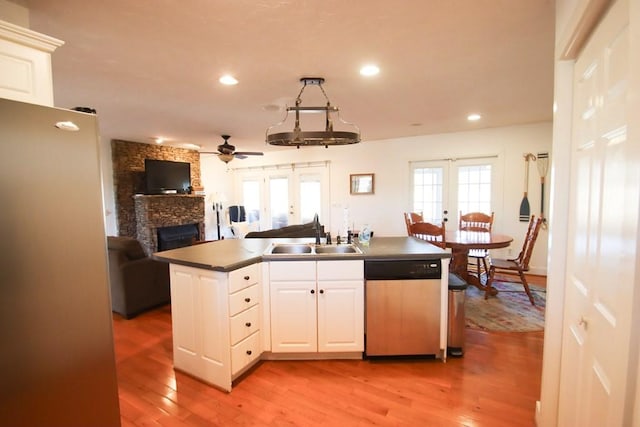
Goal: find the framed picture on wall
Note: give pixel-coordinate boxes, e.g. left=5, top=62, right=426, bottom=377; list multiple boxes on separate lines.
left=350, top=173, right=374, bottom=195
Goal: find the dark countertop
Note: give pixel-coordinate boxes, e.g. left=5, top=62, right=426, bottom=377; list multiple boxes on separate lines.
left=153, top=236, right=451, bottom=272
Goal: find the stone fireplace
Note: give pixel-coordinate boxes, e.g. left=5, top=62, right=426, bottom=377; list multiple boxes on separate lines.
left=111, top=139, right=202, bottom=239
left=134, top=195, right=205, bottom=255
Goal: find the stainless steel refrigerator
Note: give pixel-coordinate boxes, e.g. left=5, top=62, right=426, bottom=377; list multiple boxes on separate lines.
left=0, top=98, right=121, bottom=425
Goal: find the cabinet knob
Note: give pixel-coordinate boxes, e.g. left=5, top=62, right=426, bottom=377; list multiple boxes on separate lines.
left=246, top=350, right=252, bottom=355
left=310, top=289, right=315, bottom=294
left=244, top=275, right=250, bottom=280
left=319, top=289, right=324, bottom=294
left=244, top=297, right=251, bottom=302
left=245, top=322, right=252, bottom=327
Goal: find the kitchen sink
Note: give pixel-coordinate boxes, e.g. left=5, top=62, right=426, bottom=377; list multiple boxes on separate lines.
left=315, top=245, right=360, bottom=254
left=264, top=243, right=362, bottom=256
left=269, top=244, right=313, bottom=254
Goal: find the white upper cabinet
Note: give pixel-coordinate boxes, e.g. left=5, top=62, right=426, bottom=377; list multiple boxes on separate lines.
left=0, top=20, right=63, bottom=106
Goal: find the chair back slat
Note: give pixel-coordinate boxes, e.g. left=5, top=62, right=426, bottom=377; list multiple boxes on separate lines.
left=459, top=211, right=494, bottom=232
left=409, top=221, right=446, bottom=249
left=516, top=215, right=543, bottom=269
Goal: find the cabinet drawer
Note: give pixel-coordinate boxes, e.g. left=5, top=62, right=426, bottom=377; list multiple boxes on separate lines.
left=317, top=260, right=363, bottom=281
left=270, top=260, right=316, bottom=281
left=231, top=331, right=261, bottom=375
left=229, top=263, right=260, bottom=294
left=230, top=304, right=260, bottom=345
left=229, top=284, right=260, bottom=316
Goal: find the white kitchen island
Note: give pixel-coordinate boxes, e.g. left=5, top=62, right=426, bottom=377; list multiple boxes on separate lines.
left=154, top=237, right=451, bottom=392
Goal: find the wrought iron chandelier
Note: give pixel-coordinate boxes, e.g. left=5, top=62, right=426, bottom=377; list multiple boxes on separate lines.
left=266, top=77, right=361, bottom=148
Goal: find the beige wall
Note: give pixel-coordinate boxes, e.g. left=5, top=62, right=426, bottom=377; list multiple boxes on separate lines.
left=198, top=121, right=553, bottom=274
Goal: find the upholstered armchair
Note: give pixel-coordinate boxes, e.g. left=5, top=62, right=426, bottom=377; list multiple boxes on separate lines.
left=106, top=236, right=170, bottom=319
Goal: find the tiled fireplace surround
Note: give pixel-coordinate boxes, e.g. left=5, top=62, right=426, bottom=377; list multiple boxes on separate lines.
left=112, top=140, right=205, bottom=255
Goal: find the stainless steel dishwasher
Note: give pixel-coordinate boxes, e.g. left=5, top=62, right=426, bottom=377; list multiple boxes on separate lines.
left=364, top=259, right=442, bottom=356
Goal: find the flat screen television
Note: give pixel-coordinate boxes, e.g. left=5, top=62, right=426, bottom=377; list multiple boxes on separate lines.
left=144, top=159, right=191, bottom=194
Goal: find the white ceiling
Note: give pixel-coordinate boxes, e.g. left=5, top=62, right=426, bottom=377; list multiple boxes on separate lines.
left=25, top=0, right=555, bottom=154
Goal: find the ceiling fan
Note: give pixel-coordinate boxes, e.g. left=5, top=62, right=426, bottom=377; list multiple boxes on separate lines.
left=202, top=135, right=264, bottom=163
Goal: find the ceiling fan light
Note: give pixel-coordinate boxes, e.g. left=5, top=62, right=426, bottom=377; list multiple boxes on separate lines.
left=266, top=77, right=360, bottom=148
left=218, top=153, right=234, bottom=163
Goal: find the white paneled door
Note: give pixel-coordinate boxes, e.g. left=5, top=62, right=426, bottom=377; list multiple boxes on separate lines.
left=558, top=0, right=637, bottom=425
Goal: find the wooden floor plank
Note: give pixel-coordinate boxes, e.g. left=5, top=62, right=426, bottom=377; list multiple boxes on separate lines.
left=113, top=280, right=544, bottom=427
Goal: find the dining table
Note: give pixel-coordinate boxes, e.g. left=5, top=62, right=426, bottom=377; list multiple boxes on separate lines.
left=444, top=230, right=513, bottom=293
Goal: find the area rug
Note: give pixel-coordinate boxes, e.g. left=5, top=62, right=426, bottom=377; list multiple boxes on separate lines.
left=465, top=281, right=546, bottom=332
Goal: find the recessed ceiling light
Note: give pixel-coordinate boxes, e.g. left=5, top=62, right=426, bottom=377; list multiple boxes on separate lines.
left=219, top=75, right=238, bottom=85
left=360, top=64, right=380, bottom=77
left=467, top=113, right=481, bottom=121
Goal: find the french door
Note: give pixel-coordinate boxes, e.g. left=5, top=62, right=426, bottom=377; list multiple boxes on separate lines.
left=410, top=156, right=499, bottom=227
left=235, top=163, right=330, bottom=230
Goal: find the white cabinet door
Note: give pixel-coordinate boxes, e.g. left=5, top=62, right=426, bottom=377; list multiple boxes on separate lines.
left=0, top=22, right=63, bottom=106
left=317, top=260, right=364, bottom=352
left=270, top=280, right=318, bottom=352
left=170, top=266, right=203, bottom=372
left=269, top=260, right=364, bottom=354
left=317, top=280, right=364, bottom=352
left=169, top=264, right=232, bottom=391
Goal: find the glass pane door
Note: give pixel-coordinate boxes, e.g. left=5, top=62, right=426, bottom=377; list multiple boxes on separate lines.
left=241, top=178, right=261, bottom=223
left=269, top=175, right=291, bottom=229
left=411, top=160, right=449, bottom=223
left=298, top=173, right=322, bottom=224
left=233, top=163, right=331, bottom=231
left=411, top=157, right=497, bottom=227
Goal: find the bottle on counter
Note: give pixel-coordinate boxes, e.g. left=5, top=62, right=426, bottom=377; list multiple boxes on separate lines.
left=359, top=224, right=371, bottom=246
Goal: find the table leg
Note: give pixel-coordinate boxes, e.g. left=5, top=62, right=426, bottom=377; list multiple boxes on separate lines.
left=450, top=247, right=497, bottom=295
left=449, top=247, right=471, bottom=282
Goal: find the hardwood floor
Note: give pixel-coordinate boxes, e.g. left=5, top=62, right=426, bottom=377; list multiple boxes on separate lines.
left=113, top=278, right=545, bottom=426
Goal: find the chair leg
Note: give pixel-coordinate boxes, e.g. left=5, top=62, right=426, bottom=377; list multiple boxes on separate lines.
left=481, top=257, right=489, bottom=285
left=518, top=269, right=536, bottom=306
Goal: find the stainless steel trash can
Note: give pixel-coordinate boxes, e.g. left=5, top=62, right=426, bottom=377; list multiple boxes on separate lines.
left=447, top=273, right=469, bottom=357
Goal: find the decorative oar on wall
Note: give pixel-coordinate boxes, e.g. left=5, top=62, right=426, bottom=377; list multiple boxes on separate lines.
left=519, top=153, right=537, bottom=222
left=537, top=152, right=549, bottom=227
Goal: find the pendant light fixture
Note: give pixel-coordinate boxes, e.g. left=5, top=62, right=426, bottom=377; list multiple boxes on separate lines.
left=266, top=77, right=360, bottom=148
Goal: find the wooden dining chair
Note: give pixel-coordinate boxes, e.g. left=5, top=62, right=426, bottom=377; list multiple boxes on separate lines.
left=404, top=212, right=424, bottom=236
left=409, top=221, right=470, bottom=291
left=485, top=215, right=543, bottom=305
left=408, top=220, right=446, bottom=248
left=459, top=211, right=494, bottom=283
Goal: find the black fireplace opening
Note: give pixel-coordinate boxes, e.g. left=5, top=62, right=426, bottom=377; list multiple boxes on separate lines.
left=157, top=224, right=199, bottom=251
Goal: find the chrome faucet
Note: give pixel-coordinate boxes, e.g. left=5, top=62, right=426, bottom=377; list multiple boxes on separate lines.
left=312, top=213, right=321, bottom=245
